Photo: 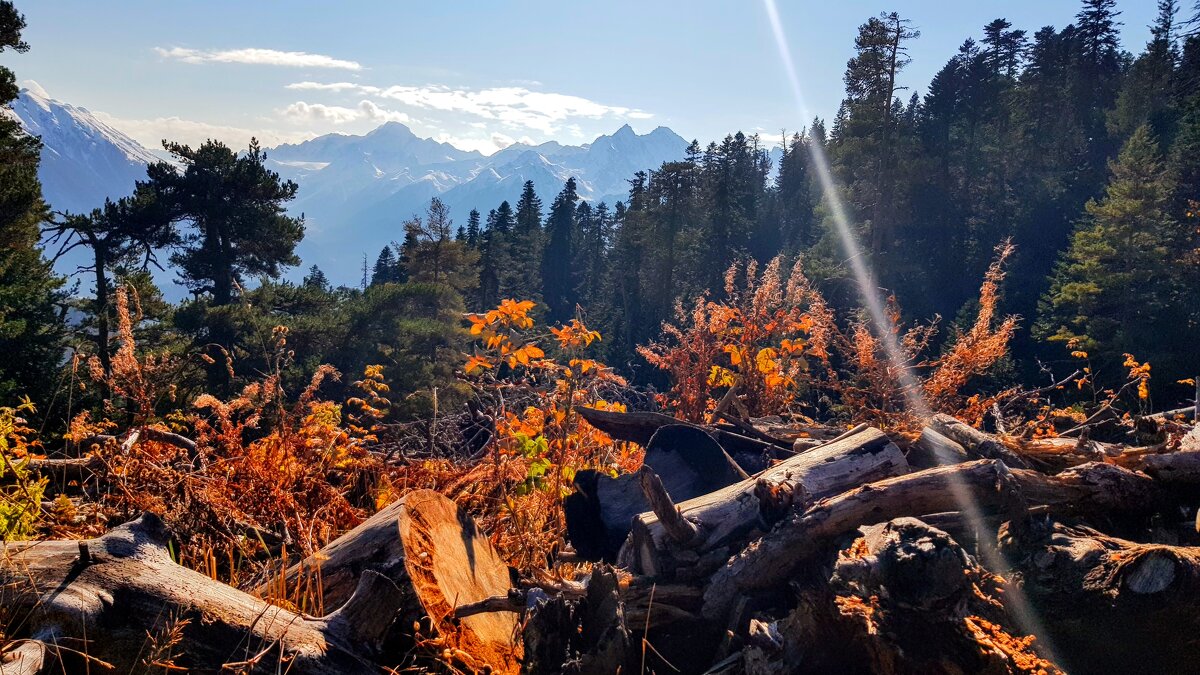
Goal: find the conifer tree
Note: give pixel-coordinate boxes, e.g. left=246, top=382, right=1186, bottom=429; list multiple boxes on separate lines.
left=141, top=139, right=304, bottom=306
left=541, top=177, right=579, bottom=322
left=465, top=208, right=481, bottom=249
left=513, top=181, right=543, bottom=300
left=0, top=0, right=67, bottom=404
left=371, top=246, right=397, bottom=286
left=1036, top=126, right=1179, bottom=367
left=302, top=265, right=329, bottom=291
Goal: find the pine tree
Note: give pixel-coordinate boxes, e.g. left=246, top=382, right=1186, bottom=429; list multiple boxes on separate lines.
left=1111, top=0, right=1178, bottom=139
left=1036, top=126, right=1180, bottom=367
left=371, top=246, right=397, bottom=286
left=142, top=139, right=304, bottom=306
left=400, top=197, right=478, bottom=295
left=512, top=181, right=543, bottom=300
left=541, top=177, right=579, bottom=322
left=302, top=265, right=330, bottom=291
left=43, top=197, right=173, bottom=384
left=465, top=208, right=481, bottom=249
left=0, top=0, right=67, bottom=404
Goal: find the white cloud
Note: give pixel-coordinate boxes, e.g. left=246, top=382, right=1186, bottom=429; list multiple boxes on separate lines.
left=356, top=100, right=409, bottom=124
left=283, top=81, right=652, bottom=134
left=155, top=47, right=362, bottom=70
left=92, top=111, right=313, bottom=149
left=281, top=100, right=410, bottom=125
left=282, top=101, right=361, bottom=124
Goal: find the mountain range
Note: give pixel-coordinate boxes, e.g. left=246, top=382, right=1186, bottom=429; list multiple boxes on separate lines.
left=7, top=85, right=690, bottom=285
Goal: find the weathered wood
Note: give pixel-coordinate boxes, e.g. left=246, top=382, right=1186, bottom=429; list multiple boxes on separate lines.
left=565, top=424, right=746, bottom=561
left=625, top=427, right=909, bottom=577
left=637, top=465, right=701, bottom=546
left=907, top=426, right=970, bottom=469
left=702, top=459, right=1156, bottom=620
left=261, top=489, right=520, bottom=673
left=0, top=514, right=402, bottom=674
left=929, top=413, right=1031, bottom=469
left=1003, top=519, right=1200, bottom=674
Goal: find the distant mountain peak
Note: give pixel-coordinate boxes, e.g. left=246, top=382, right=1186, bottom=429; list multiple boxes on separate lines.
left=8, top=84, right=158, bottom=216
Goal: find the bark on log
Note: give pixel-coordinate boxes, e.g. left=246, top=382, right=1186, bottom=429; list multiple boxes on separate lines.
left=1002, top=519, right=1200, bottom=674
left=0, top=514, right=404, bottom=674
left=929, top=413, right=1031, bottom=468
left=702, top=459, right=1155, bottom=621
left=624, top=427, right=909, bottom=578
left=907, top=426, right=970, bottom=469
left=565, top=424, right=746, bottom=561
left=259, top=489, right=520, bottom=673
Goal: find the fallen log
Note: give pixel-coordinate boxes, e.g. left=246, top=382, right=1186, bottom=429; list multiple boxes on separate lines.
left=624, top=427, right=909, bottom=578
left=702, top=459, right=1156, bottom=621
left=929, top=413, right=1031, bottom=469
left=565, top=424, right=746, bottom=561
left=258, top=489, right=520, bottom=672
left=1003, top=519, right=1200, bottom=674
left=907, top=426, right=969, bottom=469
left=0, top=514, right=404, bottom=674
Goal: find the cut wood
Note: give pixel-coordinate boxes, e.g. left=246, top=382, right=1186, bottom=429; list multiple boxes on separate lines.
left=1002, top=519, right=1200, bottom=674
left=0, top=514, right=404, bottom=674
left=624, top=426, right=909, bottom=577
left=702, top=459, right=1155, bottom=620
left=565, top=424, right=746, bottom=561
left=259, top=489, right=520, bottom=673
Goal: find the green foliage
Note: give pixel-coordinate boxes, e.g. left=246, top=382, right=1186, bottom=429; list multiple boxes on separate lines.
left=143, top=138, right=304, bottom=306
left=0, top=403, right=47, bottom=541
left=1037, top=126, right=1182, bottom=374
left=0, top=1, right=67, bottom=407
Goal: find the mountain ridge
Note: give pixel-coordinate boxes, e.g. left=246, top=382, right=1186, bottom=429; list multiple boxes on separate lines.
left=7, top=85, right=691, bottom=284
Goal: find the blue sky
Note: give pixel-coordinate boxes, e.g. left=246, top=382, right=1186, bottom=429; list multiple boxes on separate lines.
left=4, top=1, right=1159, bottom=154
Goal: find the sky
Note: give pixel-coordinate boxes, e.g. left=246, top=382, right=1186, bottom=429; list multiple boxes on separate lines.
left=3, top=1, right=1160, bottom=155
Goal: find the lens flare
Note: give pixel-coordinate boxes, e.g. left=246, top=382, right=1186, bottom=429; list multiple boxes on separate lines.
left=760, top=0, right=1061, bottom=664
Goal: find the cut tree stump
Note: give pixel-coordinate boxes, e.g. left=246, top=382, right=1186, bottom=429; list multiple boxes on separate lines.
left=702, top=459, right=1156, bottom=621
left=259, top=489, right=520, bottom=673
left=565, top=424, right=746, bottom=561
left=1003, top=519, right=1200, bottom=674
left=624, top=426, right=909, bottom=578
left=0, top=514, right=403, bottom=674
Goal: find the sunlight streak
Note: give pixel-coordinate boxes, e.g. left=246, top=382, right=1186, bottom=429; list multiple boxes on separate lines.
left=760, top=0, right=1063, bottom=665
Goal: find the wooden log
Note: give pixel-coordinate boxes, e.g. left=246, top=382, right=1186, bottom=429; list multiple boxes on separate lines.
left=0, top=513, right=405, bottom=674
left=624, top=427, right=909, bottom=578
left=702, top=459, right=1156, bottom=621
left=929, top=413, right=1031, bottom=469
left=565, top=424, right=746, bottom=561
left=1002, top=519, right=1200, bottom=674
left=259, top=489, right=520, bottom=673
left=907, top=426, right=970, bottom=469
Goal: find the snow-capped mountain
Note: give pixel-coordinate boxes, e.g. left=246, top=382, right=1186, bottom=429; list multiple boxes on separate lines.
left=7, top=84, right=689, bottom=284
left=265, top=122, right=688, bottom=274
left=6, top=84, right=157, bottom=214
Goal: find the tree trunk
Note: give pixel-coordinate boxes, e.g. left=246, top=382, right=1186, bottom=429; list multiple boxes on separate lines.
left=0, top=514, right=402, bottom=674
left=702, top=459, right=1156, bottom=621
left=2, top=490, right=521, bottom=674
left=1002, top=519, right=1200, bottom=674
left=259, top=489, right=520, bottom=673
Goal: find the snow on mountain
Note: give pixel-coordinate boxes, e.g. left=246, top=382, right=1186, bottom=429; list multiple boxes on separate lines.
left=6, top=84, right=689, bottom=284
left=270, top=122, right=688, bottom=275
left=7, top=84, right=157, bottom=214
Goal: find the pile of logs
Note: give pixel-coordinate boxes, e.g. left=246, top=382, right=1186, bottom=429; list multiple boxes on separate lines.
left=4, top=407, right=1200, bottom=674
